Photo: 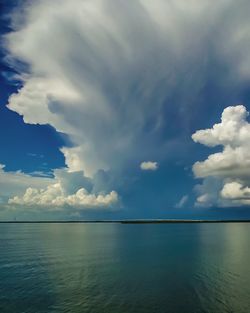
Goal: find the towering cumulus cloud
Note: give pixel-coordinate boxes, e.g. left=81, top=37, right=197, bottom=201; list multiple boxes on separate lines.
left=192, top=105, right=250, bottom=206
left=5, top=0, right=250, bottom=177
left=3, top=0, right=250, bottom=213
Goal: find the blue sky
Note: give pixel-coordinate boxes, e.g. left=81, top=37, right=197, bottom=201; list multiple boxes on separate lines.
left=1, top=0, right=250, bottom=220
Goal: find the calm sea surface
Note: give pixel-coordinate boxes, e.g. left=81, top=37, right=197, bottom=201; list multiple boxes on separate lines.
left=0, top=223, right=249, bottom=313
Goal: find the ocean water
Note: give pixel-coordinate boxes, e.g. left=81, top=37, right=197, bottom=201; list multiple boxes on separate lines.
left=0, top=223, right=249, bottom=313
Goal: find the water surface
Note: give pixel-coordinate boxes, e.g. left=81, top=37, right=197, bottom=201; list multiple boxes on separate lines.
left=0, top=223, right=249, bottom=313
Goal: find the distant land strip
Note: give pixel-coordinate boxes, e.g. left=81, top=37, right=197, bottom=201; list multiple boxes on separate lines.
left=0, top=220, right=250, bottom=223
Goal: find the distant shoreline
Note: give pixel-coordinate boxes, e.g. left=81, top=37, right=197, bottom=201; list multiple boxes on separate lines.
left=0, top=219, right=250, bottom=224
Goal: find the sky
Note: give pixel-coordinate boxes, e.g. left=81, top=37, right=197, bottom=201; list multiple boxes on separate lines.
left=1, top=0, right=250, bottom=220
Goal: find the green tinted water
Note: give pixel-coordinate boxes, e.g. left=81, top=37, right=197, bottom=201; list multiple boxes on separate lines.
left=0, top=223, right=249, bottom=313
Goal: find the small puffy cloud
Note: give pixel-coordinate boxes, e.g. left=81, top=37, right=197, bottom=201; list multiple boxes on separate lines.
left=8, top=183, right=118, bottom=209
left=192, top=105, right=250, bottom=206
left=140, top=161, right=158, bottom=171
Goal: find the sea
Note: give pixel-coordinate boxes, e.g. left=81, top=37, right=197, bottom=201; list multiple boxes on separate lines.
left=0, top=222, right=249, bottom=313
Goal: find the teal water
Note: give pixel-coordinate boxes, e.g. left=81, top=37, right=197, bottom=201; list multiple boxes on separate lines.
left=0, top=223, right=249, bottom=313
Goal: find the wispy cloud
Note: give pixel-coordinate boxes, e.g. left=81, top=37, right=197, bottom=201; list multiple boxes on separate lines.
left=175, top=195, right=188, bottom=208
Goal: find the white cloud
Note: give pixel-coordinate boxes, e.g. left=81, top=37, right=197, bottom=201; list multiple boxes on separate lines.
left=0, top=164, right=118, bottom=210
left=192, top=105, right=250, bottom=180
left=192, top=105, right=250, bottom=206
left=4, top=0, right=250, bottom=212
left=5, top=0, right=250, bottom=178
left=8, top=183, right=118, bottom=208
left=192, top=105, right=250, bottom=148
left=140, top=161, right=158, bottom=171
left=220, top=181, right=250, bottom=205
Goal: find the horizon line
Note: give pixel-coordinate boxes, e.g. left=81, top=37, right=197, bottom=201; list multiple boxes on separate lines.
left=0, top=219, right=250, bottom=224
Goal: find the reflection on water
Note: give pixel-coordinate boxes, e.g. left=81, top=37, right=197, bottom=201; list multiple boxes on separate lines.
left=194, top=223, right=250, bottom=313
left=0, top=223, right=249, bottom=313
